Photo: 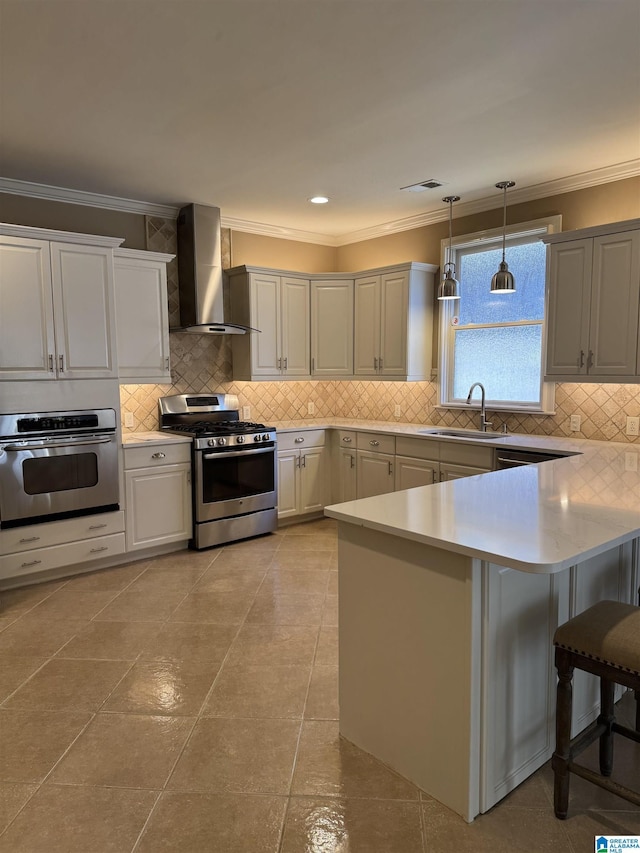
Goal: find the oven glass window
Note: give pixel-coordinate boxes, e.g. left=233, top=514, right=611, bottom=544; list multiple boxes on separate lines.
left=202, top=452, right=275, bottom=503
left=23, top=453, right=99, bottom=495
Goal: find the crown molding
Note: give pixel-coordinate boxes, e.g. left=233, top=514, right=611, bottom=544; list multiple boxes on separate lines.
left=2, top=158, right=638, bottom=247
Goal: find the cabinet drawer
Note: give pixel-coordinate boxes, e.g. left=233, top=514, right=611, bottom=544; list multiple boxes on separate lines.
left=124, top=442, right=191, bottom=469
left=396, top=436, right=440, bottom=461
left=0, top=510, right=125, bottom=556
left=0, top=533, right=126, bottom=582
left=335, top=430, right=357, bottom=448
left=440, top=441, right=494, bottom=469
left=277, top=429, right=325, bottom=451
left=356, top=432, right=396, bottom=454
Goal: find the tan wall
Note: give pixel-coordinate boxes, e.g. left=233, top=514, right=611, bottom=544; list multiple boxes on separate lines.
left=0, top=193, right=147, bottom=248
left=230, top=230, right=338, bottom=272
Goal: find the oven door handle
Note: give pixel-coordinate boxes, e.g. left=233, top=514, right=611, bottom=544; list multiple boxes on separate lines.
left=202, top=445, right=274, bottom=460
left=3, top=437, right=113, bottom=451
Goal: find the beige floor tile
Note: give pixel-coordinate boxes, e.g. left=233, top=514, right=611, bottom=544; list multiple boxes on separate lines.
left=422, top=800, right=573, bottom=852
left=0, top=709, right=91, bottom=783
left=3, top=658, right=132, bottom=712
left=562, top=807, right=640, bottom=850
left=0, top=784, right=157, bottom=853
left=305, top=665, right=339, bottom=720
left=0, top=618, right=87, bottom=657
left=136, top=791, right=287, bottom=853
left=495, top=769, right=552, bottom=809
left=0, top=782, right=38, bottom=834
left=283, top=519, right=337, bottom=536
left=226, top=624, right=319, bottom=667
left=291, top=721, right=420, bottom=800
left=261, top=568, right=330, bottom=596
left=327, top=570, right=338, bottom=595
left=202, top=663, right=311, bottom=719
left=247, top=592, right=325, bottom=626
left=55, top=620, right=163, bottom=660
left=49, top=712, right=195, bottom=788
left=281, top=796, right=425, bottom=853
left=223, top=534, right=282, bottom=553
left=125, top=564, right=209, bottom=594
left=315, top=625, right=338, bottom=665
left=270, top=551, right=335, bottom=571
left=102, top=659, right=220, bottom=715
left=93, top=590, right=186, bottom=622
left=278, top=535, right=337, bottom=551
left=167, top=717, right=301, bottom=794
left=28, top=590, right=120, bottom=621
left=61, top=562, right=148, bottom=591
left=139, top=621, right=239, bottom=664
left=192, top=565, right=268, bottom=594
left=321, top=594, right=338, bottom=626
left=167, top=589, right=257, bottom=624
left=204, top=550, right=275, bottom=570
left=0, top=655, right=47, bottom=702
left=0, top=582, right=65, bottom=617
left=146, top=548, right=222, bottom=570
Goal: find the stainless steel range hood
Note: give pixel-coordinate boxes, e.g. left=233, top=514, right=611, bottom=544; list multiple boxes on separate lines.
left=172, top=203, right=255, bottom=334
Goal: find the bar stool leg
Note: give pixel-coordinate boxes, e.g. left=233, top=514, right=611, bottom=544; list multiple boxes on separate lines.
left=599, top=677, right=615, bottom=776
left=553, top=648, right=574, bottom=820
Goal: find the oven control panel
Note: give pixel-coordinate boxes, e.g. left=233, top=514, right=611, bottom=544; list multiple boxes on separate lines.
left=197, top=430, right=276, bottom=451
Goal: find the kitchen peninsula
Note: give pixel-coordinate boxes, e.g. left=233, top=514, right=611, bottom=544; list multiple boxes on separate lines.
left=323, top=439, right=640, bottom=822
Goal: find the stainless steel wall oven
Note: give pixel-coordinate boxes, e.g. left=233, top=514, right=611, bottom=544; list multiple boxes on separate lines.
left=0, top=408, right=119, bottom=529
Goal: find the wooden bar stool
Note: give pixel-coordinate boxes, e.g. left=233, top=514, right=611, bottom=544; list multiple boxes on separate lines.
left=552, top=600, right=640, bottom=819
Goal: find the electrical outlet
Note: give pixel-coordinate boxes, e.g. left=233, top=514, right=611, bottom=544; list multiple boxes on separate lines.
left=625, top=452, right=638, bottom=472
left=242, top=405, right=251, bottom=420
left=124, top=412, right=134, bottom=428
left=626, top=416, right=639, bottom=436
left=569, top=414, right=581, bottom=432
left=307, top=402, right=315, bottom=415
left=394, top=404, right=402, bottom=418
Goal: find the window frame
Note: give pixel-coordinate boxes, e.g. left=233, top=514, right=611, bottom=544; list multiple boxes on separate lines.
left=438, top=215, right=562, bottom=414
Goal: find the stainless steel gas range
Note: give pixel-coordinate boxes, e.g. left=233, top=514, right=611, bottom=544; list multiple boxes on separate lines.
left=159, top=393, right=277, bottom=550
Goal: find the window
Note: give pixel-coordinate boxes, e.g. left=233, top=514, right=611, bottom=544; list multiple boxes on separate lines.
left=439, top=217, right=561, bottom=413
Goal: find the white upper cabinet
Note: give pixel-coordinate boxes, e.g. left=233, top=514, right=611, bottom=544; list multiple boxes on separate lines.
left=228, top=267, right=310, bottom=380
left=0, top=227, right=122, bottom=381
left=354, top=263, right=435, bottom=380
left=114, top=249, right=173, bottom=383
left=311, top=279, right=354, bottom=376
left=544, top=220, right=640, bottom=381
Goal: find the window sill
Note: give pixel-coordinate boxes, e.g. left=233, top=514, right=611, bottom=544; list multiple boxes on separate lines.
left=435, top=405, right=557, bottom=417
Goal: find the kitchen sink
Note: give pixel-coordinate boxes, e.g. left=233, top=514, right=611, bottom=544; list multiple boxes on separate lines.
left=418, top=428, right=504, bottom=440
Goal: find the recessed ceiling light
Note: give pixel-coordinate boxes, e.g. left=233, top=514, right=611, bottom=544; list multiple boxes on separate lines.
left=309, top=196, right=330, bottom=204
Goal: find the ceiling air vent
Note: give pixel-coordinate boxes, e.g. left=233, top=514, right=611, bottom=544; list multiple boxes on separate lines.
left=400, top=179, right=445, bottom=193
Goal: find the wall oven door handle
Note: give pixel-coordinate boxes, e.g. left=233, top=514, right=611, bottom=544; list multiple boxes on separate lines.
left=3, top=437, right=113, bottom=451
left=202, top=445, right=275, bottom=461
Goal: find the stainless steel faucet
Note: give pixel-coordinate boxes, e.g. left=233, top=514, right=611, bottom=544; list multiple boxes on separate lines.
left=466, top=382, right=493, bottom=432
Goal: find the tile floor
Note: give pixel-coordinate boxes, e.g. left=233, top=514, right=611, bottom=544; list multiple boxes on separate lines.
left=0, top=517, right=638, bottom=852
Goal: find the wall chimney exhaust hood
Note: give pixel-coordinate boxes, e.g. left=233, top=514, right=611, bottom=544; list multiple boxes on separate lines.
left=172, top=203, right=257, bottom=335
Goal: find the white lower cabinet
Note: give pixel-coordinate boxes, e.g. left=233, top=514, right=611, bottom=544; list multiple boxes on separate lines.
left=356, top=432, right=396, bottom=499
left=277, top=430, right=327, bottom=519
left=440, top=462, right=490, bottom=480
left=395, top=455, right=439, bottom=489
left=124, top=442, right=192, bottom=551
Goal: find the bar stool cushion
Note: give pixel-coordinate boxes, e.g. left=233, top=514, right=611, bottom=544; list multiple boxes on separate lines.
left=553, top=600, right=640, bottom=675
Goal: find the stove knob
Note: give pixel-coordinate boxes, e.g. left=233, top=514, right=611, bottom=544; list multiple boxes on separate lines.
left=237, top=435, right=245, bottom=444
left=217, top=437, right=226, bottom=447
left=253, top=434, right=261, bottom=443
left=262, top=433, right=270, bottom=442
left=207, top=438, right=216, bottom=447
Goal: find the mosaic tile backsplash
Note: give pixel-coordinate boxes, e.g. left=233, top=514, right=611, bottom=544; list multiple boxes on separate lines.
left=123, top=217, right=640, bottom=443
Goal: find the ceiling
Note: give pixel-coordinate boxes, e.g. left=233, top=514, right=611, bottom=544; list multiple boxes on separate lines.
left=1, top=0, right=639, bottom=244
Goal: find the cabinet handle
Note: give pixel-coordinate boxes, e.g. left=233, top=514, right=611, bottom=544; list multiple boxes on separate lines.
left=587, top=349, right=594, bottom=370
left=378, top=357, right=383, bottom=370
left=19, top=535, right=41, bottom=543
left=59, top=354, right=64, bottom=372
left=301, top=454, right=306, bottom=468
left=283, top=357, right=287, bottom=370
left=311, top=357, right=315, bottom=372
left=342, top=436, right=352, bottom=443
left=369, top=440, right=380, bottom=447
left=21, top=559, right=42, bottom=568
left=152, top=452, right=166, bottom=459
left=373, top=357, right=378, bottom=370
left=88, top=524, right=107, bottom=530
left=48, top=354, right=54, bottom=372
left=350, top=454, right=355, bottom=468
left=388, top=461, right=393, bottom=475
left=578, top=350, right=585, bottom=368
left=296, top=456, right=301, bottom=468
left=294, top=437, right=305, bottom=443
left=90, top=546, right=109, bottom=554
left=277, top=357, right=282, bottom=370
left=165, top=357, right=170, bottom=370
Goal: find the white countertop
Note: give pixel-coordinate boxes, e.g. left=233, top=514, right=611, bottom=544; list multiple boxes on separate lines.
left=122, top=430, right=191, bottom=447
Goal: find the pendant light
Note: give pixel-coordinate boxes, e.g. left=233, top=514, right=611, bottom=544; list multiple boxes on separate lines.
left=438, top=195, right=461, bottom=301
left=490, top=181, right=516, bottom=293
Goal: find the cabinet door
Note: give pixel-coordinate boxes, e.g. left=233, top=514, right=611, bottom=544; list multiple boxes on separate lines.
left=588, top=230, right=640, bottom=376
left=395, top=455, right=438, bottom=490
left=379, top=271, right=409, bottom=376
left=337, top=447, right=357, bottom=503
left=277, top=450, right=299, bottom=519
left=50, top=242, right=118, bottom=378
left=281, top=276, right=310, bottom=376
left=250, top=273, right=281, bottom=376
left=439, top=462, right=488, bottom=481
left=356, top=450, right=395, bottom=499
left=545, top=240, right=591, bottom=376
left=311, top=280, right=354, bottom=376
left=114, top=256, right=171, bottom=382
left=0, top=237, right=56, bottom=380
left=353, top=275, right=380, bottom=375
left=299, top=447, right=326, bottom=514
left=125, top=464, right=192, bottom=551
